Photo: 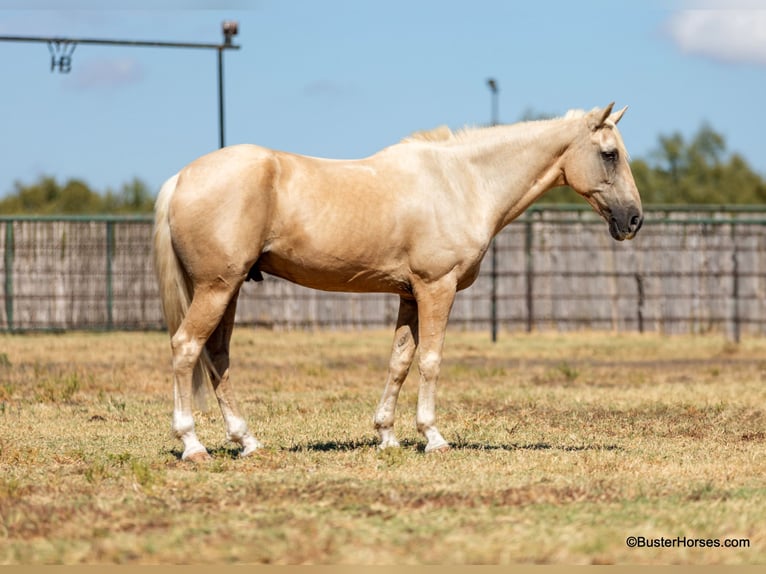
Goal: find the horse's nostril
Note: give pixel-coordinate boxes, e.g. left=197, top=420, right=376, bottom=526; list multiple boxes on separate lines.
left=630, top=214, right=641, bottom=228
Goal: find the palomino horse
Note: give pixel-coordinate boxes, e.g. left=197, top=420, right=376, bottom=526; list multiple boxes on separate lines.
left=153, top=102, right=643, bottom=461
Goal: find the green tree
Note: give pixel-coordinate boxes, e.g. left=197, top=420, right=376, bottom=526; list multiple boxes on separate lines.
left=0, top=176, right=155, bottom=215
left=631, top=123, right=766, bottom=204
left=2, top=176, right=62, bottom=213
left=103, top=178, right=155, bottom=213
left=57, top=179, right=105, bottom=213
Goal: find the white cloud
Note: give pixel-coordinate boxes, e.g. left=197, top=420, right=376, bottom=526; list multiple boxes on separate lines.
left=62, top=57, right=144, bottom=91
left=666, top=10, right=766, bottom=65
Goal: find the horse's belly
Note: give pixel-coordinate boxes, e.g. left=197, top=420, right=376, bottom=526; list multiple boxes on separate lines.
left=255, top=252, right=410, bottom=295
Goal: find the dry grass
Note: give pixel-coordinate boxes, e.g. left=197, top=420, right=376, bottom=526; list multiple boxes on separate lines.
left=0, top=328, right=765, bottom=564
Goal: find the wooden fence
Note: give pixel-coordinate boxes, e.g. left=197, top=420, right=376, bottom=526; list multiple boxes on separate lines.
left=2, top=206, right=766, bottom=338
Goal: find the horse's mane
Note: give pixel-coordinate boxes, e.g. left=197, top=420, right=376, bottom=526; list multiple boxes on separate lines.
left=563, top=109, right=587, bottom=119
left=566, top=107, right=619, bottom=128
left=401, top=109, right=588, bottom=146
left=401, top=110, right=588, bottom=143
left=401, top=125, right=455, bottom=143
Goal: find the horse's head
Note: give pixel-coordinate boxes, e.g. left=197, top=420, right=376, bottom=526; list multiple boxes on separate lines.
left=561, top=103, right=643, bottom=241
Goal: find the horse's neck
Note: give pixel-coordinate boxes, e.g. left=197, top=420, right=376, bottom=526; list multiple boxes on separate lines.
left=462, top=120, right=574, bottom=234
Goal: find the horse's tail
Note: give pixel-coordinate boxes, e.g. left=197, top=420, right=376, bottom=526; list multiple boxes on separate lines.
left=152, top=173, right=212, bottom=407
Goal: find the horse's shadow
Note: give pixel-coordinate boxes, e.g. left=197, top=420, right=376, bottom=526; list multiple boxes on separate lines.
left=285, top=438, right=623, bottom=452
left=170, top=439, right=622, bottom=460
left=456, top=441, right=622, bottom=452
left=289, top=438, right=622, bottom=454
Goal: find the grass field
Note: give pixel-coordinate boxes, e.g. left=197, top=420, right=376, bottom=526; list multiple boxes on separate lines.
left=0, top=328, right=765, bottom=564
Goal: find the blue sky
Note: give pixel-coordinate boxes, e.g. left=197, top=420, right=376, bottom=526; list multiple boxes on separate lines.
left=1, top=0, right=765, bottom=199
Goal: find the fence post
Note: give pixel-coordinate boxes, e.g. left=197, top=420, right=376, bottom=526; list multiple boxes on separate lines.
left=3, top=221, right=13, bottom=331
left=635, top=273, right=645, bottom=333
left=106, top=220, right=115, bottom=330
left=490, top=239, right=498, bottom=342
left=525, top=215, right=534, bottom=332
left=730, top=224, right=740, bottom=343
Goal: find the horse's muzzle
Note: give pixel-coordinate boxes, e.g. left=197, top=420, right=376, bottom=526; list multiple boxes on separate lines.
left=608, top=209, right=643, bottom=241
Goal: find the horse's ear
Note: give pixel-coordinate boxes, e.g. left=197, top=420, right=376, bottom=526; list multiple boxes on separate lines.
left=610, top=106, right=628, bottom=125
left=588, top=102, right=615, bottom=131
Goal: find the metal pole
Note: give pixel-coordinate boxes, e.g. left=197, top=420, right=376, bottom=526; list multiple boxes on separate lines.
left=218, top=21, right=238, bottom=149
left=0, top=34, right=236, bottom=50
left=490, top=82, right=499, bottom=127
left=218, top=47, right=225, bottom=148
left=487, top=78, right=499, bottom=342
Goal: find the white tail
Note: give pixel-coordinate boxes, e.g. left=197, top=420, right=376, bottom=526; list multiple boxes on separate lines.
left=152, top=173, right=212, bottom=406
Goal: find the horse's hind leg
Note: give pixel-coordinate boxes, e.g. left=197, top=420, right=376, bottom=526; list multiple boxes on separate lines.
left=206, top=289, right=262, bottom=457
left=373, top=297, right=419, bottom=449
left=171, top=282, right=239, bottom=462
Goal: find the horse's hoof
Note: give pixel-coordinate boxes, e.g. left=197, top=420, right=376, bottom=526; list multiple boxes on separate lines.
left=240, top=436, right=264, bottom=458
left=377, top=439, right=401, bottom=450
left=425, top=442, right=451, bottom=454
left=185, top=450, right=212, bottom=463
left=240, top=445, right=263, bottom=458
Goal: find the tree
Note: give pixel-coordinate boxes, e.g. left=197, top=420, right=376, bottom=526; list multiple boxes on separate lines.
left=0, top=176, right=155, bottom=215
left=630, top=123, right=766, bottom=204
left=58, top=179, right=104, bottom=213
left=104, top=178, right=155, bottom=213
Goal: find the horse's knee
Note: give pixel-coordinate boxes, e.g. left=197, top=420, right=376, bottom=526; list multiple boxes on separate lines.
left=418, top=350, right=441, bottom=381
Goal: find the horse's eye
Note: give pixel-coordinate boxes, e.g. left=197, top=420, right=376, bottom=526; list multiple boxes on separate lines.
left=601, top=150, right=618, bottom=162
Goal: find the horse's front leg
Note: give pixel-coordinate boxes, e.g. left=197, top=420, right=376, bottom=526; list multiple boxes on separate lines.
left=374, top=297, right=419, bottom=449
left=413, top=276, right=457, bottom=453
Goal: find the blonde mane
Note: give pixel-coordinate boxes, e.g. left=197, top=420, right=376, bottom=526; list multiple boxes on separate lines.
left=402, top=125, right=455, bottom=143
left=564, top=109, right=586, bottom=119
left=565, top=107, right=619, bottom=128
left=402, top=107, right=619, bottom=148
left=402, top=111, right=579, bottom=146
